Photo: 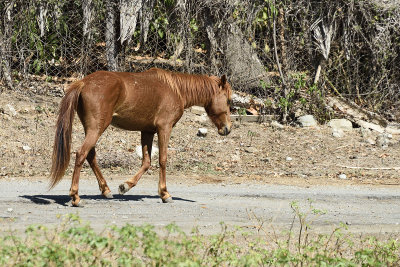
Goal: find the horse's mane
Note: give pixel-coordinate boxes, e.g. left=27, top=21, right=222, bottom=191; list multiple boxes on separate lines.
left=150, top=68, right=221, bottom=107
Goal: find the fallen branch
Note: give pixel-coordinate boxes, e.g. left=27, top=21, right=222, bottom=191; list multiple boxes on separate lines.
left=324, top=95, right=400, bottom=134
left=326, top=96, right=388, bottom=127
left=339, top=165, right=400, bottom=171
left=355, top=120, right=385, bottom=134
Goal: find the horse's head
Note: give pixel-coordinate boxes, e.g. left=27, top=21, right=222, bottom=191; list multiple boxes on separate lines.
left=205, top=75, right=233, bottom=136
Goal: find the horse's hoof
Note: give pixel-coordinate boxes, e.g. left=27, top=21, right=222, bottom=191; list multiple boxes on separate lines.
left=118, top=183, right=130, bottom=195
left=71, top=199, right=83, bottom=207
left=162, top=197, right=173, bottom=203
left=103, top=192, right=113, bottom=199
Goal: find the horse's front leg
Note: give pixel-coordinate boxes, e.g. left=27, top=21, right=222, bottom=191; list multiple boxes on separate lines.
left=157, top=127, right=173, bottom=203
left=119, top=132, right=154, bottom=194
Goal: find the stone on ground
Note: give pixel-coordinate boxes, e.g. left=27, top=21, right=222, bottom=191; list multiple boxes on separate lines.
left=271, top=120, right=284, bottom=129
left=297, top=115, right=318, bottom=127
left=328, top=119, right=353, bottom=131
left=197, top=128, right=208, bottom=137
left=332, top=128, right=344, bottom=138
left=135, top=145, right=159, bottom=159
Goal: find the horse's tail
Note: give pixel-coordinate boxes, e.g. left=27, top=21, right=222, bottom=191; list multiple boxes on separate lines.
left=49, top=81, right=85, bottom=189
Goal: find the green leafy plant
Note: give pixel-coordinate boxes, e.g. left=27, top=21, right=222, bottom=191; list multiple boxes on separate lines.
left=247, top=130, right=256, bottom=146
left=238, top=108, right=247, bottom=116
left=0, top=208, right=399, bottom=266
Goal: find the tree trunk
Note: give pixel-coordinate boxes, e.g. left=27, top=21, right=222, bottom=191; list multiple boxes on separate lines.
left=83, top=0, right=93, bottom=37
left=272, top=1, right=287, bottom=121
left=278, top=7, right=287, bottom=72
left=0, top=0, right=14, bottom=90
left=221, top=23, right=270, bottom=92
left=119, top=0, right=142, bottom=45
left=140, top=0, right=155, bottom=44
left=105, top=0, right=118, bottom=71
left=81, top=0, right=93, bottom=75
left=313, top=61, right=322, bottom=84
left=38, top=1, right=47, bottom=38
left=205, top=25, right=219, bottom=74
left=199, top=0, right=270, bottom=91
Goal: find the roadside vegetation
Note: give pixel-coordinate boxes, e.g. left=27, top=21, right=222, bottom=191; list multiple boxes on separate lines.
left=1, top=0, right=399, bottom=122
left=1, top=202, right=399, bottom=266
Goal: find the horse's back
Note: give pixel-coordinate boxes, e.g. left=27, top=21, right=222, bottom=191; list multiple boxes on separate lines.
left=78, top=70, right=182, bottom=132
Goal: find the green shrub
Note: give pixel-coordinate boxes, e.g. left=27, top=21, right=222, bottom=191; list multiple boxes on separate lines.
left=0, top=211, right=399, bottom=266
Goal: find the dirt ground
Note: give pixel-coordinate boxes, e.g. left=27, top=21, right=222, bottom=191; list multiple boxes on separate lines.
left=1, top=87, right=400, bottom=186
left=0, top=87, right=400, bottom=234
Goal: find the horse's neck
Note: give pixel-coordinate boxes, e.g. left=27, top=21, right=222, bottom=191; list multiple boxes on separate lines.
left=183, top=95, right=208, bottom=109
left=178, top=76, right=215, bottom=109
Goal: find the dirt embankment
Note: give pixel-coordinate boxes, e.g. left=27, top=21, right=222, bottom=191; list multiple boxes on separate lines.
left=1, top=89, right=400, bottom=187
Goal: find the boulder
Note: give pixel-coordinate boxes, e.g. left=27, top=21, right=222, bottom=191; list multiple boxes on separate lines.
left=297, top=115, right=318, bottom=127
left=328, top=119, right=353, bottom=131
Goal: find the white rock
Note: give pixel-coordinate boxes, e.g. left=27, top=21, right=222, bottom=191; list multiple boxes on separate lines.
left=135, top=145, right=159, bottom=159
left=7, top=208, right=13, bottom=213
left=328, top=119, right=353, bottom=131
left=365, top=138, right=376, bottom=145
left=6, top=104, right=17, bottom=116
left=338, top=173, right=347, bottom=180
left=286, top=156, right=293, bottom=161
left=22, top=145, right=32, bottom=151
left=197, top=128, right=208, bottom=137
left=194, top=114, right=208, bottom=124
left=332, top=128, right=344, bottom=138
left=297, top=115, right=318, bottom=127
left=360, top=127, right=372, bottom=137
left=376, top=133, right=390, bottom=148
left=271, top=120, right=284, bottom=129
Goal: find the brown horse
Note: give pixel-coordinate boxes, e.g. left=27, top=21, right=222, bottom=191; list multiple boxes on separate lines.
left=50, top=68, right=232, bottom=206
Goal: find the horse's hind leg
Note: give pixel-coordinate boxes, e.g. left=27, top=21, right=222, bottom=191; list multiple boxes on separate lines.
left=70, top=131, right=100, bottom=206
left=119, top=131, right=154, bottom=194
left=87, top=147, right=113, bottom=199
left=157, top=127, right=173, bottom=203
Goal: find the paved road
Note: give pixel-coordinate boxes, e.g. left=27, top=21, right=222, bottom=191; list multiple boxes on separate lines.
left=0, top=176, right=399, bottom=235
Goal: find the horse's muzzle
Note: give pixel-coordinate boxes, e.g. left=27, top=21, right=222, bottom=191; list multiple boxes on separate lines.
left=218, top=126, right=231, bottom=136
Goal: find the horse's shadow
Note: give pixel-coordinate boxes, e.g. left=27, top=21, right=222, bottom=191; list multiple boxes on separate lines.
left=20, top=194, right=195, bottom=206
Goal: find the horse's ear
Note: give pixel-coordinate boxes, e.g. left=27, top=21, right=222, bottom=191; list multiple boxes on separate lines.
left=221, top=75, right=227, bottom=86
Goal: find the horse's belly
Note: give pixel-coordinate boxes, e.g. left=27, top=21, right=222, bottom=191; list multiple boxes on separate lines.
left=111, top=113, right=156, bottom=132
